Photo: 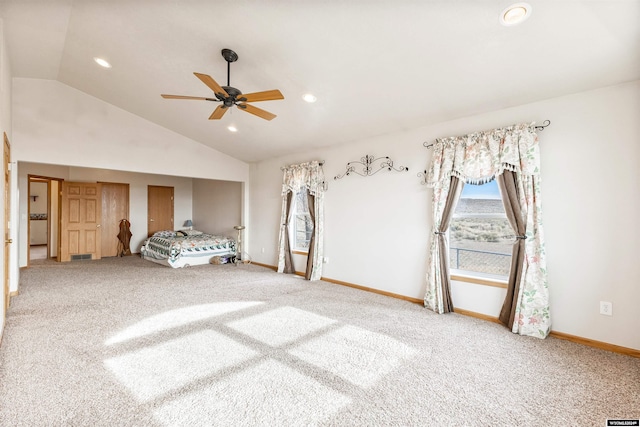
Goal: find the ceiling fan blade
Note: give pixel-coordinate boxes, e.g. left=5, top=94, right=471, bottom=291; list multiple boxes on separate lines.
left=236, top=89, right=284, bottom=103
left=194, top=72, right=229, bottom=98
left=209, top=105, right=228, bottom=120
left=161, top=94, right=212, bottom=100
left=237, top=103, right=277, bottom=121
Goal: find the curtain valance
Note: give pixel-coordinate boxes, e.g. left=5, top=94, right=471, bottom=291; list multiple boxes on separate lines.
left=281, top=161, right=325, bottom=196
left=426, top=122, right=540, bottom=187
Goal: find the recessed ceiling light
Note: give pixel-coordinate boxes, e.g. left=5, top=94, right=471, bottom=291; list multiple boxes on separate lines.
left=500, top=3, right=531, bottom=26
left=93, top=57, right=112, bottom=68
left=228, top=125, right=238, bottom=132
left=302, top=93, right=317, bottom=103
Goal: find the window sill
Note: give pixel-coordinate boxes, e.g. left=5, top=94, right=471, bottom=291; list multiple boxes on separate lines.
left=451, top=273, right=508, bottom=289
left=292, top=250, right=309, bottom=256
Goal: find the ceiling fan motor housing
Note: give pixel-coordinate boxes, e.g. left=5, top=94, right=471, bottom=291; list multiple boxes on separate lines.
left=219, top=86, right=243, bottom=106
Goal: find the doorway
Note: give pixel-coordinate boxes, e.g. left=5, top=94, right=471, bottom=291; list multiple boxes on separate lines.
left=27, top=176, right=62, bottom=264
left=28, top=177, right=50, bottom=263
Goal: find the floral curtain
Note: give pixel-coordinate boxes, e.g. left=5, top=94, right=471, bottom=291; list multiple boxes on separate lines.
left=424, top=122, right=550, bottom=339
left=277, top=161, right=325, bottom=280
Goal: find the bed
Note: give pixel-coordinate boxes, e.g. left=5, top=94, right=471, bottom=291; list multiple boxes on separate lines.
left=140, top=230, right=236, bottom=268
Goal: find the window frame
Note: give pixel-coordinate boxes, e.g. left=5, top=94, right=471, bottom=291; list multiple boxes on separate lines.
left=289, top=189, right=313, bottom=254
left=448, top=188, right=513, bottom=284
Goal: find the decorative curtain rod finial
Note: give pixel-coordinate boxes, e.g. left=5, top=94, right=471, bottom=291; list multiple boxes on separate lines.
left=418, top=170, right=428, bottom=185
left=534, top=120, right=551, bottom=131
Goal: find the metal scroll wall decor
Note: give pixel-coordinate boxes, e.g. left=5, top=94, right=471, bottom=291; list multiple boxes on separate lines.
left=334, top=155, right=408, bottom=180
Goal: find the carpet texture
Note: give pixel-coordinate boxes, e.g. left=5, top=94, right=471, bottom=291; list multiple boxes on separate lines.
left=0, top=256, right=638, bottom=426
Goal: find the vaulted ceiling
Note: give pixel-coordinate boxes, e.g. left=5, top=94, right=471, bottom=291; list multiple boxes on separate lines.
left=1, top=1, right=639, bottom=162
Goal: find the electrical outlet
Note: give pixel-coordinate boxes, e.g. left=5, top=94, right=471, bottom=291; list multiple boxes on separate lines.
left=261, top=247, right=265, bottom=254
left=323, top=257, right=329, bottom=264
left=599, top=301, right=612, bottom=316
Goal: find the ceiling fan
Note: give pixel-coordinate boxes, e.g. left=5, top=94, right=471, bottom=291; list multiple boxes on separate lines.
left=161, top=49, right=284, bottom=121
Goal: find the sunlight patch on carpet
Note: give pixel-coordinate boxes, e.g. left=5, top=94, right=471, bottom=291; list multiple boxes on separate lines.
left=153, top=359, right=351, bottom=426
left=288, top=325, right=419, bottom=388
left=104, top=330, right=259, bottom=401
left=105, top=301, right=264, bottom=345
left=226, top=306, right=337, bottom=346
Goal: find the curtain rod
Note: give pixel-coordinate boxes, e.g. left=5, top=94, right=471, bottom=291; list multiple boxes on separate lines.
left=280, top=160, right=325, bottom=171
left=423, top=120, right=551, bottom=149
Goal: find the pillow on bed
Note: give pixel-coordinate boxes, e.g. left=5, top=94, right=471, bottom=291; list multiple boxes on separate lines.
left=181, top=229, right=204, bottom=236
left=153, top=230, right=176, bottom=238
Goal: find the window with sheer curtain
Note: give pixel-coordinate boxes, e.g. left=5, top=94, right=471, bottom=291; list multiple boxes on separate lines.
left=291, top=189, right=313, bottom=252
left=277, top=161, right=325, bottom=281
left=449, top=180, right=512, bottom=279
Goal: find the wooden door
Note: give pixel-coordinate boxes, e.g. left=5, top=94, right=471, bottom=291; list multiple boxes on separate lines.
left=101, top=183, right=130, bottom=257
left=147, top=186, right=174, bottom=237
left=60, top=182, right=102, bottom=262
left=4, top=134, right=11, bottom=312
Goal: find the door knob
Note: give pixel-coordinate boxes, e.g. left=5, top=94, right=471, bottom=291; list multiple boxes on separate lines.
left=5, top=239, right=12, bottom=244
left=96, top=224, right=101, bottom=228
left=150, top=218, right=155, bottom=222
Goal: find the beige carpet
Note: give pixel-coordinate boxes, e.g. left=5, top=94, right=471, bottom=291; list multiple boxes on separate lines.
left=0, top=256, right=638, bottom=426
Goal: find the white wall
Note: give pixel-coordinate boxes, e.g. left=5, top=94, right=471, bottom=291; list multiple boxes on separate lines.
left=249, top=131, right=431, bottom=297
left=28, top=181, right=47, bottom=215
left=249, top=80, right=640, bottom=350
left=12, top=78, right=249, bottom=183
left=17, top=163, right=68, bottom=271
left=192, top=179, right=242, bottom=238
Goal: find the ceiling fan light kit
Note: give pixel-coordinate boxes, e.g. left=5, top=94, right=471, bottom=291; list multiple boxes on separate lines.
left=161, top=49, right=284, bottom=121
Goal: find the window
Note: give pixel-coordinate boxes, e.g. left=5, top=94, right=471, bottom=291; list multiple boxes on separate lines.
left=291, top=190, right=313, bottom=252
left=449, top=180, right=513, bottom=279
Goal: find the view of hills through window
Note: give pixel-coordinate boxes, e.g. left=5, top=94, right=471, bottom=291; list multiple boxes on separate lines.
left=449, top=180, right=513, bottom=277
left=293, top=190, right=312, bottom=250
